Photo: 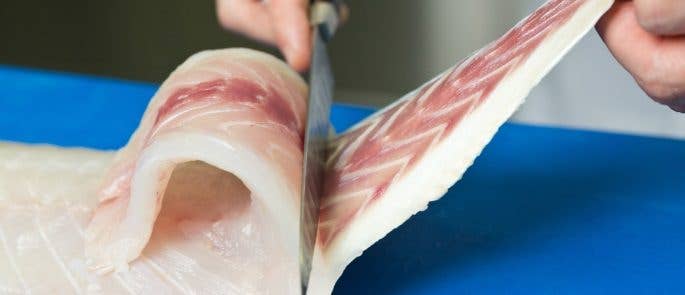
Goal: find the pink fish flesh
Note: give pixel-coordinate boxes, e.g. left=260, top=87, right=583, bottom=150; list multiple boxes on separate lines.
left=0, top=0, right=613, bottom=294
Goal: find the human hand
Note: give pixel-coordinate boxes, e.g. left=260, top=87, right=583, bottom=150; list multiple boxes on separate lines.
left=216, top=0, right=311, bottom=72
left=216, top=0, right=348, bottom=72
left=597, top=0, right=685, bottom=112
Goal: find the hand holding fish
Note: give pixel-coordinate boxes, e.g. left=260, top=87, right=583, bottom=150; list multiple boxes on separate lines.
left=597, top=0, right=685, bottom=112
left=216, top=0, right=684, bottom=112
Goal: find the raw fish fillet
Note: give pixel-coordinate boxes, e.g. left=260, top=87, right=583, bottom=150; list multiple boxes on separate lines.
left=2, top=49, right=309, bottom=294
left=310, top=0, right=613, bottom=291
left=0, top=144, right=297, bottom=294
left=0, top=0, right=612, bottom=294
left=85, top=49, right=308, bottom=293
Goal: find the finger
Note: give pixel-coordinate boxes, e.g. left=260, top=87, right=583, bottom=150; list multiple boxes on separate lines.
left=597, top=2, right=685, bottom=112
left=267, top=0, right=311, bottom=72
left=634, top=0, right=685, bottom=35
left=216, top=0, right=276, bottom=44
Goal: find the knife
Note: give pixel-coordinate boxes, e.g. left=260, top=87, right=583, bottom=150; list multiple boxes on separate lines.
left=299, top=0, right=341, bottom=294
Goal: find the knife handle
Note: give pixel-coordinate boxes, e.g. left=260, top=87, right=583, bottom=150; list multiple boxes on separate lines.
left=310, top=0, right=345, bottom=41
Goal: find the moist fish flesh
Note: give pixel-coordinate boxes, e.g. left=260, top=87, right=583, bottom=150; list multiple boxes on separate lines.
left=0, top=0, right=613, bottom=294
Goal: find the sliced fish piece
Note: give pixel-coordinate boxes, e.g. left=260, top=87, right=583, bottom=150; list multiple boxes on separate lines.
left=0, top=144, right=300, bottom=294
left=310, top=0, right=613, bottom=292
left=0, top=0, right=613, bottom=294
left=84, top=48, right=307, bottom=294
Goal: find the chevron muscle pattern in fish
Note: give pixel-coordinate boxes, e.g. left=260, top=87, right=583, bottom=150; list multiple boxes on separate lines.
left=309, top=0, right=613, bottom=292
left=0, top=0, right=613, bottom=294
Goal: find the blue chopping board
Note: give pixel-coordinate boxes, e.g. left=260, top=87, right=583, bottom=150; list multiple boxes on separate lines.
left=1, top=65, right=684, bottom=294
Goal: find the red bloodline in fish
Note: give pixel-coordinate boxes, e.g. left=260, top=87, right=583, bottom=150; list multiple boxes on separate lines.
left=154, top=78, right=303, bottom=141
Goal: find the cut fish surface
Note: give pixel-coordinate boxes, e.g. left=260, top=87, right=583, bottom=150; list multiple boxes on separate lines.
left=0, top=144, right=293, bottom=294
left=0, top=0, right=613, bottom=294
left=85, top=49, right=307, bottom=294
left=312, top=0, right=613, bottom=291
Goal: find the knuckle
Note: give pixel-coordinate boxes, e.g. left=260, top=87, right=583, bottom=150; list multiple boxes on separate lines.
left=216, top=0, right=241, bottom=29
left=636, top=2, right=683, bottom=34
left=217, top=14, right=234, bottom=29
left=216, top=0, right=245, bottom=31
left=638, top=17, right=670, bottom=34
left=639, top=79, right=674, bottom=103
left=634, top=54, right=685, bottom=104
left=636, top=78, right=685, bottom=107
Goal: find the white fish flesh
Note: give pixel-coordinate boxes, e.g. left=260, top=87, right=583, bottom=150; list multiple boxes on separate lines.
left=311, top=0, right=613, bottom=292
left=3, top=49, right=308, bottom=294
left=0, top=0, right=613, bottom=294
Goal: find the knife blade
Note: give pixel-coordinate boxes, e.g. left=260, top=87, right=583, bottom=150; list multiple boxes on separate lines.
left=299, top=1, right=340, bottom=294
